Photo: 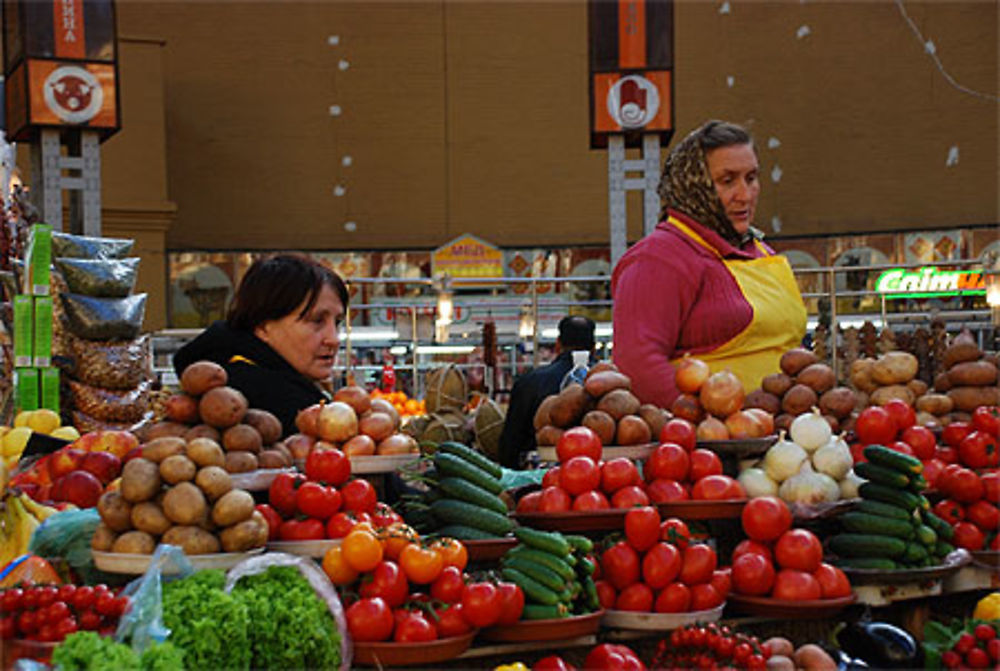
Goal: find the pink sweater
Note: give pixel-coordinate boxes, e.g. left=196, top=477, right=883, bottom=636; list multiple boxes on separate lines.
left=611, top=211, right=771, bottom=409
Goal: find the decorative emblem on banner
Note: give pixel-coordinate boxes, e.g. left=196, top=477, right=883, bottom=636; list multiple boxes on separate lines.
left=43, top=65, right=103, bottom=123
left=606, top=75, right=660, bottom=129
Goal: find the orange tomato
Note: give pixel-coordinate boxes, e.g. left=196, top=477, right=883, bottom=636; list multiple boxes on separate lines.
left=404, top=399, right=420, bottom=414
left=399, top=543, right=445, bottom=584
left=380, top=522, right=420, bottom=560
left=321, top=546, right=359, bottom=586
left=341, top=528, right=384, bottom=572
left=433, top=537, right=468, bottom=571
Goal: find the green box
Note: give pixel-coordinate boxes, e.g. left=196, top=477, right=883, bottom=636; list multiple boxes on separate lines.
left=40, top=367, right=60, bottom=414
left=24, top=223, right=52, bottom=296
left=13, top=295, right=33, bottom=367
left=32, top=295, right=53, bottom=368
left=13, top=368, right=39, bottom=413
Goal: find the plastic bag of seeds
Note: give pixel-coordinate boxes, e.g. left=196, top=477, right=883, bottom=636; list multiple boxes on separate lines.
left=51, top=231, right=134, bottom=259
left=61, top=293, right=147, bottom=340
left=69, top=334, right=151, bottom=389
left=68, top=378, right=151, bottom=423
left=54, top=257, right=139, bottom=298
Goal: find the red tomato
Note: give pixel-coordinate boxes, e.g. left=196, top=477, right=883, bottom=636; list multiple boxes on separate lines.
left=850, top=442, right=867, bottom=464
left=936, top=445, right=959, bottom=464
left=922, top=458, right=946, bottom=489
left=461, top=582, right=502, bottom=628
left=495, top=581, right=525, bottom=625
left=888, top=441, right=915, bottom=457
left=982, top=471, right=1000, bottom=504
left=932, top=499, right=965, bottom=525
left=394, top=611, right=437, bottom=642
left=646, top=443, right=689, bottom=482
left=433, top=603, right=471, bottom=637
left=901, top=425, right=937, bottom=461
left=601, top=457, right=640, bottom=493
left=660, top=419, right=697, bottom=451
left=688, top=449, right=723, bottom=482
left=951, top=469, right=984, bottom=504
left=646, top=478, right=689, bottom=503
left=430, top=566, right=466, bottom=603
left=813, top=563, right=852, bottom=598
left=611, top=485, right=650, bottom=509
left=326, top=511, right=368, bottom=539
left=78, top=610, right=100, bottom=631
left=732, top=553, right=775, bottom=596
left=255, top=504, right=283, bottom=541
left=691, top=474, right=744, bottom=500
left=533, top=656, right=578, bottom=671
left=538, top=486, right=572, bottom=513
left=679, top=543, right=717, bottom=586
left=615, top=583, right=654, bottom=611
left=305, top=447, right=351, bottom=486
left=372, top=502, right=402, bottom=528
left=937, top=464, right=963, bottom=497
left=689, top=582, right=723, bottom=611
left=346, top=597, right=394, bottom=642
left=516, top=490, right=542, bottom=513
left=855, top=406, right=897, bottom=446
left=360, top=560, right=409, bottom=608
left=660, top=518, right=691, bottom=548
left=542, top=466, right=561, bottom=489
left=560, top=456, right=601, bottom=496
left=772, top=569, right=822, bottom=601
left=972, top=406, right=1000, bottom=436
left=654, top=582, right=691, bottom=612
left=584, top=644, right=642, bottom=671
left=942, top=421, right=973, bottom=449
left=966, top=501, right=1000, bottom=531
left=601, top=541, right=641, bottom=590
left=959, top=431, right=999, bottom=469
left=556, top=426, right=603, bottom=462
left=774, top=529, right=823, bottom=572
left=594, top=580, right=617, bottom=609
left=883, top=399, right=916, bottom=433
left=732, top=539, right=773, bottom=563
left=295, top=482, right=342, bottom=520
left=710, top=568, right=732, bottom=599
left=341, top=479, right=377, bottom=514
left=572, top=490, right=610, bottom=511
left=268, top=472, right=306, bottom=517
left=625, top=506, right=661, bottom=552
left=741, top=496, right=792, bottom=542
left=70, top=586, right=94, bottom=611
left=279, top=517, right=325, bottom=541
left=642, top=542, right=682, bottom=589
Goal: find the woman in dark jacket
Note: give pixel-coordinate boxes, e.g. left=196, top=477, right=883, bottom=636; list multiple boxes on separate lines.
left=173, top=254, right=349, bottom=437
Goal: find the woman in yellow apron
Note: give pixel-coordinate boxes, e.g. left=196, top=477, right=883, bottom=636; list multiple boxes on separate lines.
left=611, top=120, right=807, bottom=409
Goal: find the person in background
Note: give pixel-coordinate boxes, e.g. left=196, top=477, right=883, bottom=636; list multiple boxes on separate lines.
left=173, top=253, right=349, bottom=437
left=612, top=120, right=807, bottom=409
left=498, top=315, right=596, bottom=468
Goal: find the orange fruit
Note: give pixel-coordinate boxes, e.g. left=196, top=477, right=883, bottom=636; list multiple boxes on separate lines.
left=341, top=529, right=383, bottom=572
left=321, top=546, right=359, bottom=586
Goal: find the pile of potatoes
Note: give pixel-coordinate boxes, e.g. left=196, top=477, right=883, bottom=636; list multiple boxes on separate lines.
left=849, top=350, right=926, bottom=408
left=534, top=363, right=669, bottom=447
left=142, top=361, right=292, bottom=473
left=919, top=331, right=1000, bottom=426
left=92, top=435, right=268, bottom=556
left=746, top=348, right=858, bottom=433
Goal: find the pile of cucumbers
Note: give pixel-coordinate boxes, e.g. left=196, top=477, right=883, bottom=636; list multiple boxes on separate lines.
left=404, top=441, right=514, bottom=540
left=500, top=527, right=601, bottom=619
left=829, top=444, right=955, bottom=570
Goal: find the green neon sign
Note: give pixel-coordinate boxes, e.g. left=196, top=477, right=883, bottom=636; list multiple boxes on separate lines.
left=875, top=266, right=985, bottom=299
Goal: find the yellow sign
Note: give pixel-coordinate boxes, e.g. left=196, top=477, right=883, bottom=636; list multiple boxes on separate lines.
left=432, top=234, right=503, bottom=285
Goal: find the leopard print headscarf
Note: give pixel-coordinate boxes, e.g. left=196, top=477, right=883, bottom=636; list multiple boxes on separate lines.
left=658, top=122, right=743, bottom=246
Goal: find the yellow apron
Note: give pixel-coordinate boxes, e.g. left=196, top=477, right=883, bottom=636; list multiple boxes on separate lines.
left=668, top=217, right=807, bottom=391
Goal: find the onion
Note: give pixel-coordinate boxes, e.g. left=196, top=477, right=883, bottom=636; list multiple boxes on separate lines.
left=840, top=469, right=865, bottom=499
left=812, top=434, right=853, bottom=480
left=789, top=407, right=832, bottom=452
left=738, top=467, right=779, bottom=498
left=778, top=462, right=840, bottom=505
left=763, top=432, right=808, bottom=483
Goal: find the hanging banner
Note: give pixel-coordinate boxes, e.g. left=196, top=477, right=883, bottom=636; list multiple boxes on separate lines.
left=875, top=266, right=986, bottom=299
left=431, top=234, right=504, bottom=287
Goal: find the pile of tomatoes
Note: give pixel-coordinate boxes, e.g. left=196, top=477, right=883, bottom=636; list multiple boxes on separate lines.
left=653, top=623, right=772, bottom=670
left=321, top=520, right=524, bottom=643
left=0, top=583, right=129, bottom=644
left=595, top=506, right=729, bottom=614
left=731, top=497, right=851, bottom=601
left=932, top=468, right=999, bottom=551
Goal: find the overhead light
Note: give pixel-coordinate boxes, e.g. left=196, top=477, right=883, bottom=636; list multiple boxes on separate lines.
left=985, top=255, right=1000, bottom=326
left=339, top=328, right=399, bottom=341
left=416, top=345, right=475, bottom=355
left=389, top=345, right=407, bottom=356
left=540, top=322, right=613, bottom=339
left=518, top=305, right=535, bottom=339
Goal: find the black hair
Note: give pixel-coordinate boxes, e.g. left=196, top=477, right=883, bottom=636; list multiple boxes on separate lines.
left=558, top=315, right=596, bottom=350
left=697, top=119, right=755, bottom=153
left=227, top=253, right=349, bottom=331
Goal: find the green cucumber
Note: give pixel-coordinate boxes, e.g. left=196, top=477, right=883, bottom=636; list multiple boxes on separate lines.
left=841, top=512, right=915, bottom=540
left=582, top=576, right=600, bottom=611
left=502, top=556, right=567, bottom=592
left=564, top=535, right=594, bottom=553
left=433, top=524, right=496, bottom=540
left=935, top=541, right=956, bottom=557
left=863, top=445, right=923, bottom=475
left=501, top=567, right=560, bottom=606
left=436, top=477, right=508, bottom=515
left=430, top=499, right=512, bottom=536
left=908, top=474, right=929, bottom=492
left=506, top=547, right=575, bottom=580
left=433, top=452, right=503, bottom=494
left=828, top=533, right=907, bottom=559
left=437, top=441, right=503, bottom=479
left=915, top=524, right=938, bottom=547
left=575, top=557, right=596, bottom=578
left=924, top=511, right=955, bottom=541
left=859, top=482, right=921, bottom=511
left=522, top=603, right=569, bottom=620
left=832, top=557, right=898, bottom=570
left=855, top=462, right=910, bottom=488
left=514, top=527, right=571, bottom=557
left=855, top=499, right=913, bottom=521
left=903, top=542, right=928, bottom=563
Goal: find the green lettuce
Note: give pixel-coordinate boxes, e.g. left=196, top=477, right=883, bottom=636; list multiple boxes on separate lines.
left=161, top=569, right=250, bottom=671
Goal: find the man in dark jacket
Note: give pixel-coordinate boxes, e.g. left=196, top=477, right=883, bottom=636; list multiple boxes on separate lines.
left=498, top=315, right=596, bottom=468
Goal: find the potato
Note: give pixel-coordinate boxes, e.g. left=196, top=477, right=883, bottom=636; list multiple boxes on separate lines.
left=186, top=437, right=226, bottom=468
left=258, top=449, right=291, bottom=469
left=160, top=454, right=197, bottom=484
left=224, top=451, right=258, bottom=473
left=744, top=389, right=781, bottom=415
left=222, top=424, right=263, bottom=453
left=112, top=530, right=157, bottom=555
left=164, top=393, right=200, bottom=424
left=766, top=656, right=795, bottom=671
left=907, top=379, right=929, bottom=397
left=781, top=384, right=817, bottom=416
left=934, top=371, right=953, bottom=392
left=195, top=466, right=233, bottom=501
left=596, top=388, right=641, bottom=421
left=220, top=518, right=266, bottom=552
left=780, top=348, right=818, bottom=376
left=793, top=644, right=836, bottom=671
left=819, top=387, right=857, bottom=420
left=762, top=637, right=794, bottom=658
left=916, top=393, right=954, bottom=416
left=249, top=511, right=270, bottom=546
left=184, top=424, right=221, bottom=443
left=162, top=482, right=208, bottom=525
left=533, top=395, right=558, bottom=430
left=948, top=360, right=998, bottom=386
left=97, top=491, right=133, bottom=532
left=616, top=415, right=652, bottom=446
left=121, top=458, right=162, bottom=503
left=774, top=413, right=793, bottom=433
left=761, top=373, right=794, bottom=397
left=638, top=404, right=668, bottom=441
left=535, top=425, right=564, bottom=447
left=948, top=385, right=1000, bottom=412
left=549, top=384, right=591, bottom=427
left=142, top=437, right=187, bottom=464
left=180, top=360, right=228, bottom=396
left=142, top=421, right=190, bottom=441
left=916, top=411, right=942, bottom=431
left=199, top=386, right=249, bottom=429
left=870, top=384, right=916, bottom=406
left=582, top=410, right=616, bottom=445
left=797, top=363, right=836, bottom=394
left=90, top=523, right=117, bottom=551
left=583, top=370, right=631, bottom=398
left=212, top=489, right=255, bottom=527
left=131, top=501, right=173, bottom=535
left=584, top=361, right=618, bottom=379
left=872, top=351, right=918, bottom=385
left=849, top=358, right=878, bottom=393
left=162, top=525, right=221, bottom=555
left=943, top=331, right=982, bottom=369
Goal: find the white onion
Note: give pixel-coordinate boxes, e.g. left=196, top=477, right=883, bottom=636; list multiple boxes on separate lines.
left=738, top=467, right=779, bottom=498
left=812, top=435, right=853, bottom=481
left=789, top=408, right=832, bottom=452
left=763, top=432, right=809, bottom=483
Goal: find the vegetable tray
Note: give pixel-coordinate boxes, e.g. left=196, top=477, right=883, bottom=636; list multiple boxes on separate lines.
left=479, top=609, right=604, bottom=642
left=601, top=603, right=724, bottom=630
left=537, top=443, right=656, bottom=463
left=462, top=536, right=518, bottom=562
left=839, top=549, right=971, bottom=585
left=696, top=436, right=777, bottom=458
left=969, top=550, right=998, bottom=572
left=725, top=593, right=856, bottom=619
left=351, top=630, right=476, bottom=667
left=92, top=547, right=265, bottom=574
left=266, top=538, right=341, bottom=558
left=349, top=453, right=421, bottom=474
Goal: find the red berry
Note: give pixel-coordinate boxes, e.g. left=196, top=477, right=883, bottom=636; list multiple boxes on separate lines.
left=956, top=632, right=977, bottom=654
left=974, top=623, right=996, bottom=641
left=987, top=638, right=1000, bottom=662
left=966, top=647, right=990, bottom=669
left=941, top=650, right=961, bottom=668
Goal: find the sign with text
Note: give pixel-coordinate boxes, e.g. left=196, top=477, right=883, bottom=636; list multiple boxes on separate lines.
left=431, top=234, right=504, bottom=287
left=875, top=266, right=986, bottom=299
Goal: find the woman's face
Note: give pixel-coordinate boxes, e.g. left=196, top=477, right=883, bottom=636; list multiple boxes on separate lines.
left=705, top=143, right=760, bottom=235
left=254, top=284, right=344, bottom=381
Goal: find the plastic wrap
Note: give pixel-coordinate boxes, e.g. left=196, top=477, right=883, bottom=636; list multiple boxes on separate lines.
left=68, top=379, right=150, bottom=423
left=61, top=293, right=147, bottom=340
left=69, top=335, right=151, bottom=390
left=72, top=408, right=153, bottom=434
left=116, top=545, right=192, bottom=654
left=224, top=551, right=352, bottom=670
left=26, top=508, right=120, bottom=585
left=54, top=258, right=139, bottom=298
left=51, top=231, right=134, bottom=260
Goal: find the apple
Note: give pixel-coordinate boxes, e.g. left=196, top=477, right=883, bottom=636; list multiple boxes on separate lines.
left=47, top=448, right=86, bottom=480
left=58, top=470, right=104, bottom=508
left=79, top=451, right=122, bottom=485
left=122, top=447, right=144, bottom=464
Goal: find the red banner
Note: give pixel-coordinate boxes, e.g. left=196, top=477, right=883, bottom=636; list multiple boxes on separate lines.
left=53, top=0, right=85, bottom=59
